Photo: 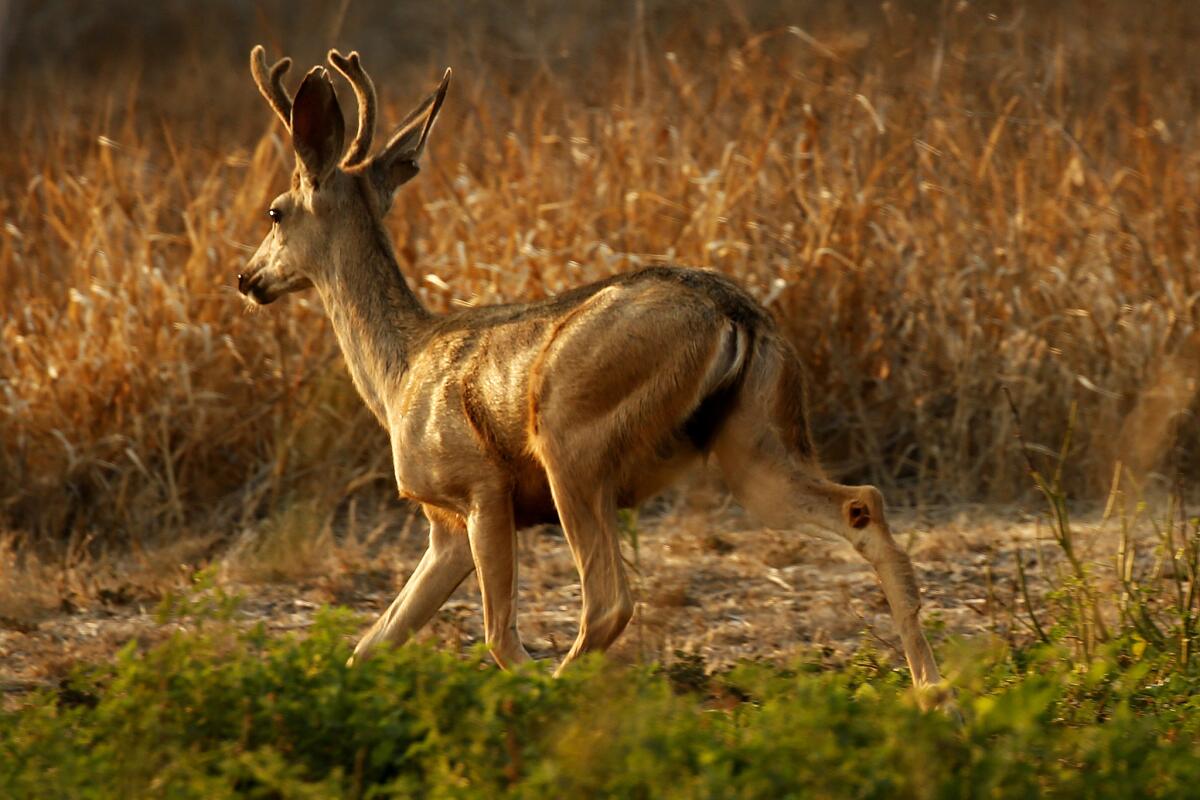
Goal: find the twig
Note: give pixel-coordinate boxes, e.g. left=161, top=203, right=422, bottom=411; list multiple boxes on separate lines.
left=1015, top=546, right=1050, bottom=644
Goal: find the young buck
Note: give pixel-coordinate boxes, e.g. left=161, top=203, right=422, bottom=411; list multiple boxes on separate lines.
left=238, top=46, right=944, bottom=697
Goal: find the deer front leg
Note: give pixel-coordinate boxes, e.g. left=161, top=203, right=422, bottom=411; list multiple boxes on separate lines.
left=545, top=477, right=634, bottom=676
left=466, top=496, right=532, bottom=669
left=349, top=510, right=474, bottom=665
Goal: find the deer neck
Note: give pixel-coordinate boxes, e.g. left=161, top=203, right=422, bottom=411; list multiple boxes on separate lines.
left=315, top=215, right=432, bottom=427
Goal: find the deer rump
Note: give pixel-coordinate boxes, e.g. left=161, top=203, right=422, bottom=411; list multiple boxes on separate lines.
left=448, top=266, right=809, bottom=528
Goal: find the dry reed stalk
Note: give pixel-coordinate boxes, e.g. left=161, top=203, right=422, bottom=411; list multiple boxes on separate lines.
left=1, top=0, right=1198, bottom=564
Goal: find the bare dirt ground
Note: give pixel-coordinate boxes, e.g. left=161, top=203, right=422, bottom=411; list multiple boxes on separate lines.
left=1, top=481, right=1119, bottom=702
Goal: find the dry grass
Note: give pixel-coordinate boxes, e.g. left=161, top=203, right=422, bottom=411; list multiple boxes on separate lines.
left=2, top=0, right=1200, bottom=580
left=0, top=495, right=1162, bottom=696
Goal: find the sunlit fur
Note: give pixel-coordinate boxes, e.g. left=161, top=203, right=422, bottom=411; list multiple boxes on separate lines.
left=238, top=47, right=943, bottom=699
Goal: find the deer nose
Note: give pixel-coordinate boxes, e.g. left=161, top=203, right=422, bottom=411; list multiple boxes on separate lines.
left=237, top=273, right=249, bottom=294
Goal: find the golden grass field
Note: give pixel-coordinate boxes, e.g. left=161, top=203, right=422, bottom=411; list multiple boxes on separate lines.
left=3, top=1, right=1200, bottom=682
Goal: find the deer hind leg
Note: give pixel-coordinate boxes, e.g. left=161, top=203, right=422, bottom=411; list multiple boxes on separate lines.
left=466, top=492, right=532, bottom=669
left=349, top=509, right=474, bottom=665
left=543, top=474, right=633, bottom=676
left=711, top=380, right=942, bottom=694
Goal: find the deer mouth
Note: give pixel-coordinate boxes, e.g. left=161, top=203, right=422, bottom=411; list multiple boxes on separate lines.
left=236, top=272, right=277, bottom=305
left=249, top=286, right=276, bottom=305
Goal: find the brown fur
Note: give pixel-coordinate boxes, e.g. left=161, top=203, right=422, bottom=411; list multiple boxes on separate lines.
left=236, top=48, right=944, bottom=701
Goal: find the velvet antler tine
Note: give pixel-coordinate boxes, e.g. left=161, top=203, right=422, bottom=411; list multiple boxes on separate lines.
left=328, top=49, right=377, bottom=167
left=250, top=45, right=293, bottom=130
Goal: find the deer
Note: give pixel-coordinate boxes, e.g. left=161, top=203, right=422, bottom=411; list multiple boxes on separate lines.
left=237, top=45, right=945, bottom=702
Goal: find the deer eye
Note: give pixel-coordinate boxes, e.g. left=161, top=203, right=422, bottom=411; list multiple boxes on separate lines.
left=268, top=207, right=283, bottom=224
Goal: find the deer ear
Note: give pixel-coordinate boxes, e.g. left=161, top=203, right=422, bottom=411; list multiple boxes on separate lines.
left=291, top=68, right=345, bottom=183
left=368, top=68, right=451, bottom=205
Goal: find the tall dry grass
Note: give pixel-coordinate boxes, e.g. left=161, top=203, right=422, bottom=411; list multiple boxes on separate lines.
left=2, top=0, right=1199, bottom=559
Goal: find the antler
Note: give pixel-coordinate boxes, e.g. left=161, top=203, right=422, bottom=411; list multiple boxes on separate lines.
left=250, top=45, right=294, bottom=130
left=328, top=49, right=377, bottom=167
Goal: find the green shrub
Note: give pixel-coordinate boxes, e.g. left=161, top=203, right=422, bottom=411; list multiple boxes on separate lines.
left=4, top=605, right=1200, bottom=799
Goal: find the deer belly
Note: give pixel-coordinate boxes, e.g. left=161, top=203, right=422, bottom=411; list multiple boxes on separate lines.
left=617, top=444, right=703, bottom=508
left=512, top=464, right=559, bottom=527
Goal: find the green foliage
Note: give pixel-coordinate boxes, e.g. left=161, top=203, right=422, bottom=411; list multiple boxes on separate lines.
left=11, top=448, right=1200, bottom=799
left=4, top=604, right=1200, bottom=799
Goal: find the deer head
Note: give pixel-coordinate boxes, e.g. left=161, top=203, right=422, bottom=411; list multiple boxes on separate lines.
left=237, top=46, right=450, bottom=305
